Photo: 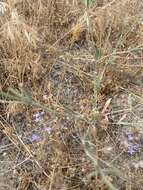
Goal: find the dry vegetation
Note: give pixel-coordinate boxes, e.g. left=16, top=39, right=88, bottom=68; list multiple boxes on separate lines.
left=0, top=0, right=143, bottom=189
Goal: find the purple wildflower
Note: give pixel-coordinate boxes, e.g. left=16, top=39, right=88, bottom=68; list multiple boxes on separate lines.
left=127, top=143, right=140, bottom=155
left=33, top=111, right=45, bottom=118
left=33, top=111, right=45, bottom=122
left=42, top=126, right=52, bottom=134
left=34, top=117, right=43, bottom=122
left=30, top=134, right=41, bottom=142
left=127, top=133, right=134, bottom=141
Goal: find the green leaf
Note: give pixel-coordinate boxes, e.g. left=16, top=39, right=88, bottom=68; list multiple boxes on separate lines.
left=84, top=0, right=94, bottom=7
left=95, top=47, right=101, bottom=60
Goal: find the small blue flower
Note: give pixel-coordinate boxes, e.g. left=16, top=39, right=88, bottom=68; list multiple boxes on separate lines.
left=42, top=126, right=52, bottom=134
left=30, top=134, right=41, bottom=142
left=127, top=143, right=139, bottom=155
left=127, top=133, right=134, bottom=141
left=33, top=111, right=45, bottom=122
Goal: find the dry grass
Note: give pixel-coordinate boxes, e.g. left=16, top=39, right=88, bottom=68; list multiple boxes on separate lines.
left=0, top=0, right=143, bottom=189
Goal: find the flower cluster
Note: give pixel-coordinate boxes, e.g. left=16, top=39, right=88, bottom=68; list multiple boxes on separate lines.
left=126, top=133, right=140, bottom=155
left=127, top=143, right=140, bottom=155
left=32, top=111, right=45, bottom=122
left=29, top=111, right=53, bottom=142
left=30, top=133, right=41, bottom=142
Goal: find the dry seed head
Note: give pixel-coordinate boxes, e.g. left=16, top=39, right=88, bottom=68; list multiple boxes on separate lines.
left=0, top=2, right=8, bottom=16
left=132, top=160, right=143, bottom=169
left=7, top=0, right=22, bottom=7
left=70, top=24, right=85, bottom=41
left=0, top=9, right=39, bottom=46
left=6, top=102, right=22, bottom=119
